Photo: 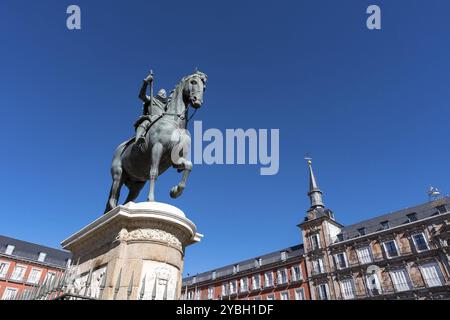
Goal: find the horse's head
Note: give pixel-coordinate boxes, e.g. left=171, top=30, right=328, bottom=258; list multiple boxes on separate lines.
left=182, top=71, right=207, bottom=109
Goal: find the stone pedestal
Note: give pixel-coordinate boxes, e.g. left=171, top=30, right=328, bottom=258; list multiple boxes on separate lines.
left=61, top=202, right=202, bottom=300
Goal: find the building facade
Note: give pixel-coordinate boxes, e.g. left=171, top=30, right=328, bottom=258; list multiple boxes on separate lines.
left=183, top=160, right=450, bottom=300
left=300, top=160, right=450, bottom=300
left=182, top=245, right=310, bottom=300
left=0, top=235, right=72, bottom=300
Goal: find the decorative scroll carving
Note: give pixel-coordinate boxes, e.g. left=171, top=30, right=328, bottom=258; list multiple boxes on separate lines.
left=116, top=228, right=182, bottom=249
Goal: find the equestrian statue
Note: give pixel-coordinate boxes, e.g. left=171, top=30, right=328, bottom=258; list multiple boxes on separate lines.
left=104, top=70, right=207, bottom=213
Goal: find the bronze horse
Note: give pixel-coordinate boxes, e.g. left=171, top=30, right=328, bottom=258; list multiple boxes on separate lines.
left=104, top=71, right=207, bottom=213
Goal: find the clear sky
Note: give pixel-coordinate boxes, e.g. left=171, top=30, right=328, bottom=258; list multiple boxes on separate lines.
left=0, top=0, right=449, bottom=276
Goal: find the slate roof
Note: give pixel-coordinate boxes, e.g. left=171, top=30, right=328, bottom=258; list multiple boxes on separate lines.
left=338, top=196, right=450, bottom=241
left=0, top=235, right=72, bottom=268
left=183, top=244, right=303, bottom=286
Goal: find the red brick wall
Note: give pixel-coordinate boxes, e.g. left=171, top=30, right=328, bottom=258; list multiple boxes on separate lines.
left=185, top=259, right=310, bottom=300
left=0, top=256, right=64, bottom=300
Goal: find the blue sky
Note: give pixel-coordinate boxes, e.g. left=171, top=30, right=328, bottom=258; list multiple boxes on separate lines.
left=0, top=1, right=449, bottom=276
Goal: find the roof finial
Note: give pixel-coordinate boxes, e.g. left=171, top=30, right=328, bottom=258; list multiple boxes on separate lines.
left=305, top=155, right=324, bottom=209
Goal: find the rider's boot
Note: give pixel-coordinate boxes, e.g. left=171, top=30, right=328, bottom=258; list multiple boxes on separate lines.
left=135, top=125, right=147, bottom=145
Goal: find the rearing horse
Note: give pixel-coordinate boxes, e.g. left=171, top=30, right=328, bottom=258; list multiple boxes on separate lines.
left=104, top=71, right=207, bottom=213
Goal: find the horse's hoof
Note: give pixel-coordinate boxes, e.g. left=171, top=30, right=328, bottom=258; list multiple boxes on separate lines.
left=170, top=186, right=183, bottom=198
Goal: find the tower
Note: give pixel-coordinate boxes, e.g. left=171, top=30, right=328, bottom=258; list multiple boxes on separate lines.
left=298, top=158, right=343, bottom=300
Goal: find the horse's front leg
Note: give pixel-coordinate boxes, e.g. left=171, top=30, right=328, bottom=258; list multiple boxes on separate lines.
left=170, top=158, right=192, bottom=199
left=148, top=142, right=163, bottom=202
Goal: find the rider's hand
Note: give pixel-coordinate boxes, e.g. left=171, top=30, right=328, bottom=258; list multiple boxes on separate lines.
left=144, top=73, right=154, bottom=83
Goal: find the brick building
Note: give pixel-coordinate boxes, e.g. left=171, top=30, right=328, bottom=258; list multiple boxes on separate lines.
left=183, top=160, right=450, bottom=300
left=0, top=235, right=72, bottom=300
left=182, top=245, right=309, bottom=300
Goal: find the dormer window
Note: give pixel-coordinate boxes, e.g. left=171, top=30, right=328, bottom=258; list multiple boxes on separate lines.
left=255, top=258, right=262, bottom=268
left=5, top=245, right=15, bottom=255
left=337, top=234, right=344, bottom=242
left=212, top=270, right=217, bottom=280
left=38, top=252, right=47, bottom=262
left=406, top=213, right=418, bottom=223
left=233, top=264, right=239, bottom=274
left=380, top=221, right=390, bottom=230
left=436, top=205, right=447, bottom=214
left=280, top=251, right=287, bottom=261
left=357, top=228, right=366, bottom=236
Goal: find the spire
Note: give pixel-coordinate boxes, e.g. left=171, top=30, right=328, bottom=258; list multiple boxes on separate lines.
left=306, top=158, right=324, bottom=209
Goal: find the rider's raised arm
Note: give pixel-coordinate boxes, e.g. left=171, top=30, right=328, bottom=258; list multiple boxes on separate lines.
left=138, top=80, right=150, bottom=103
left=138, top=72, right=154, bottom=103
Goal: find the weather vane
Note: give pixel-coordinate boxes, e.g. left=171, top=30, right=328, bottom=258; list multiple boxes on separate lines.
left=304, top=152, right=312, bottom=164
left=427, top=186, right=441, bottom=200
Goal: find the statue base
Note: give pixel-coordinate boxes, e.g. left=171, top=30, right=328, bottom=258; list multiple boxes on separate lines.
left=61, top=202, right=203, bottom=300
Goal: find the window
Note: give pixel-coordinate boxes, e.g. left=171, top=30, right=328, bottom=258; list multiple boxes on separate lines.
left=277, top=268, right=288, bottom=285
left=240, top=278, right=248, bottom=293
left=335, top=252, right=348, bottom=269
left=336, top=234, right=344, bottom=242
left=233, top=264, right=239, bottom=274
left=38, top=252, right=47, bottom=262
left=187, top=290, right=194, bottom=300
left=2, top=288, right=18, bottom=300
left=252, top=275, right=260, bottom=290
left=366, top=273, right=382, bottom=296
left=383, top=240, right=399, bottom=258
left=23, top=289, right=32, bottom=300
left=27, top=268, right=42, bottom=284
left=5, top=245, right=15, bottom=255
left=380, top=221, right=390, bottom=230
left=390, top=269, right=411, bottom=292
left=358, top=227, right=366, bottom=236
left=356, top=246, right=373, bottom=264
left=192, top=276, right=197, bottom=284
left=420, top=262, right=443, bottom=287
left=266, top=294, right=275, bottom=300
left=10, top=265, right=27, bottom=281
left=280, top=251, right=287, bottom=261
left=44, top=271, right=56, bottom=284
left=255, top=258, right=262, bottom=268
left=412, top=233, right=429, bottom=252
left=318, top=283, right=329, bottom=300
left=211, top=270, right=217, bottom=280
left=264, top=272, right=274, bottom=287
left=313, top=258, right=325, bottom=274
left=230, top=280, right=237, bottom=294
left=66, top=258, right=72, bottom=267
left=207, top=286, right=214, bottom=300
left=0, top=261, right=10, bottom=278
left=406, top=213, right=418, bottom=222
left=221, top=283, right=229, bottom=296
left=340, top=279, right=355, bottom=299
left=310, top=234, right=321, bottom=250
left=291, top=265, right=302, bottom=282
left=436, top=205, right=447, bottom=214
left=194, top=287, right=200, bottom=300
left=254, top=296, right=261, bottom=300
left=280, top=291, right=289, bottom=300
left=295, top=288, right=305, bottom=300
